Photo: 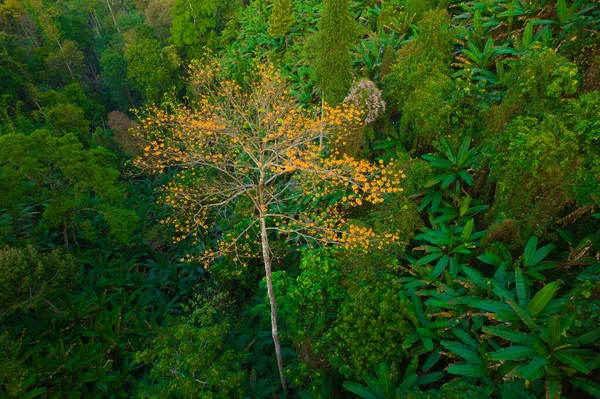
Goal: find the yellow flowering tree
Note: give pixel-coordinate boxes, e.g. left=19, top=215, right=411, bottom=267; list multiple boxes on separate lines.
left=133, top=61, right=404, bottom=390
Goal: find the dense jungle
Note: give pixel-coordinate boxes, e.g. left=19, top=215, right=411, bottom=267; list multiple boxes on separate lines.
left=0, top=0, right=599, bottom=398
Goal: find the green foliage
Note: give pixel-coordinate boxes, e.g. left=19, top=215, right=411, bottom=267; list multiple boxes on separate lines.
left=170, top=0, right=237, bottom=55
left=268, top=0, right=294, bottom=38
left=135, top=292, right=245, bottom=398
left=306, top=0, right=358, bottom=104
left=0, top=245, right=78, bottom=316
left=125, top=38, right=181, bottom=102
left=497, top=46, right=580, bottom=119
left=487, top=91, right=600, bottom=240
left=272, top=249, right=410, bottom=381
left=0, top=130, right=138, bottom=246
left=100, top=49, right=133, bottom=111
left=383, top=10, right=455, bottom=147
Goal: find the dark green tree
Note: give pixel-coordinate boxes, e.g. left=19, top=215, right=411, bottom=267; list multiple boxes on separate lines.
left=0, top=245, right=78, bottom=317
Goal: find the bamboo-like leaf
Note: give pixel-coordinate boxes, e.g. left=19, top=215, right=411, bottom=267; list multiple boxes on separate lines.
left=572, top=377, right=600, bottom=398
left=489, top=346, right=535, bottom=361
left=399, top=373, right=418, bottom=391
left=545, top=373, right=562, bottom=399
left=547, top=317, right=561, bottom=349
left=556, top=350, right=591, bottom=374
left=515, top=267, right=529, bottom=306
left=507, top=299, right=538, bottom=331
left=461, top=219, right=475, bottom=241
left=482, top=326, right=530, bottom=344
left=376, top=362, right=392, bottom=397
left=441, top=341, right=483, bottom=364
left=404, top=357, right=419, bottom=380
left=523, top=237, right=538, bottom=267
left=521, top=356, right=549, bottom=381
left=578, top=327, right=600, bottom=346
left=531, top=244, right=554, bottom=266
left=342, top=382, right=379, bottom=399
left=526, top=282, right=560, bottom=316
left=447, top=363, right=489, bottom=377
left=414, top=372, right=444, bottom=386
left=422, top=352, right=441, bottom=372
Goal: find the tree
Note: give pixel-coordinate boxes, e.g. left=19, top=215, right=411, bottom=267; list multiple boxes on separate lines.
left=0, top=130, right=138, bottom=248
left=306, top=0, right=358, bottom=105
left=133, top=62, right=404, bottom=390
left=125, top=38, right=181, bottom=102
left=0, top=245, right=78, bottom=317
left=170, top=0, right=234, bottom=56
left=268, top=0, right=294, bottom=38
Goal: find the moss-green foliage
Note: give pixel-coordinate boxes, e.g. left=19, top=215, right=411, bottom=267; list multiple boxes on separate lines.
left=1, top=0, right=600, bottom=397
left=135, top=293, right=245, bottom=398
left=492, top=46, right=580, bottom=126
left=330, top=276, right=408, bottom=379
left=487, top=92, right=600, bottom=240
left=170, top=0, right=237, bottom=56
left=274, top=249, right=409, bottom=381
left=0, top=245, right=78, bottom=316
left=268, top=0, right=294, bottom=38
left=0, top=130, right=138, bottom=245
left=383, top=10, right=455, bottom=148
left=306, top=0, right=358, bottom=105
left=125, top=38, right=181, bottom=102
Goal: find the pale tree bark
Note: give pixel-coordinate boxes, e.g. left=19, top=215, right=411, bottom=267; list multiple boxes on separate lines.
left=105, top=0, right=121, bottom=34
left=259, top=176, right=287, bottom=391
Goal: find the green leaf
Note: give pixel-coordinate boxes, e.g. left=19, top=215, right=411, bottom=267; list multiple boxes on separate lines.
left=399, top=373, right=418, bottom=391
left=521, top=356, right=549, bottom=380
left=376, top=362, right=392, bottom=396
left=572, top=377, right=600, bottom=398
left=507, top=299, right=538, bottom=331
left=441, top=341, right=483, bottom=364
left=515, top=267, right=529, bottom=306
left=417, top=252, right=443, bottom=266
left=462, top=266, right=486, bottom=290
left=459, top=196, right=471, bottom=217
left=461, top=219, right=475, bottom=241
left=531, top=244, right=554, bottom=266
left=422, top=352, right=441, bottom=372
left=556, top=350, right=591, bottom=374
left=343, top=382, right=378, bottom=399
left=489, top=346, right=535, bottom=361
left=19, top=388, right=46, bottom=399
left=523, top=237, right=538, bottom=268
left=526, top=282, right=560, bottom=316
left=548, top=317, right=561, bottom=349
left=482, top=326, right=530, bottom=344
left=431, top=255, right=449, bottom=278
left=415, top=372, right=444, bottom=386
left=578, top=327, right=600, bottom=346
left=447, top=364, right=489, bottom=377
left=545, top=373, right=562, bottom=399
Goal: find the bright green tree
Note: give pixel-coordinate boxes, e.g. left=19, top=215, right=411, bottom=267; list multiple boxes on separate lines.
left=125, top=38, right=181, bottom=102
left=306, top=0, right=358, bottom=105
left=170, top=0, right=235, bottom=56
left=0, top=130, right=138, bottom=248
left=268, top=0, right=294, bottom=38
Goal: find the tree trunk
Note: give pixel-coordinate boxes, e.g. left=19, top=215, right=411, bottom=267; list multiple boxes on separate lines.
left=258, top=185, right=287, bottom=391
left=105, top=0, right=121, bottom=34
left=62, top=223, right=69, bottom=250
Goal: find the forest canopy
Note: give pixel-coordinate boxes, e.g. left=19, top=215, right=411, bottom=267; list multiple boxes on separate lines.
left=0, top=0, right=599, bottom=398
